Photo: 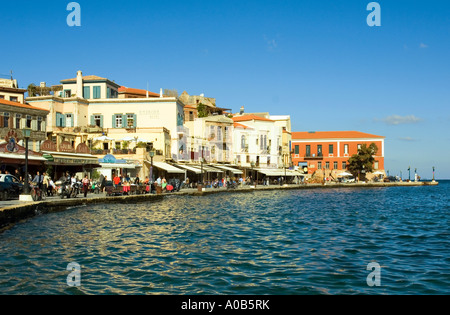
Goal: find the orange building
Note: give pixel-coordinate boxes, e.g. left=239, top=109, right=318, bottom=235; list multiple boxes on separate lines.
left=291, top=131, right=385, bottom=176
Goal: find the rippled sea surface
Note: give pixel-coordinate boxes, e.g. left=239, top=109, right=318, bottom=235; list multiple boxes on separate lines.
left=1, top=181, right=449, bottom=295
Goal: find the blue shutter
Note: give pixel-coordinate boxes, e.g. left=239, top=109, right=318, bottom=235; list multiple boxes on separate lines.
left=84, top=87, right=90, bottom=99
left=100, top=115, right=104, bottom=128
left=112, top=115, right=116, bottom=128
left=133, top=114, right=137, bottom=128
left=122, top=114, right=127, bottom=128
left=90, top=115, right=95, bottom=126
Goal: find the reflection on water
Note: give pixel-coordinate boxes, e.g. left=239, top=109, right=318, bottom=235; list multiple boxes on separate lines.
left=0, top=183, right=449, bottom=295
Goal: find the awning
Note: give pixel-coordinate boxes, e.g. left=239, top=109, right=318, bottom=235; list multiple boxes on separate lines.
left=146, top=161, right=185, bottom=174
left=175, top=164, right=202, bottom=174
left=256, top=168, right=286, bottom=176
left=0, top=152, right=47, bottom=162
left=212, top=164, right=244, bottom=175
left=99, top=163, right=136, bottom=169
left=199, top=165, right=224, bottom=173
left=42, top=151, right=100, bottom=166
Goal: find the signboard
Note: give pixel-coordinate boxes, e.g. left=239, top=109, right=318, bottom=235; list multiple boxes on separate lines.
left=76, top=143, right=91, bottom=154
left=41, top=140, right=57, bottom=152
left=3, top=130, right=20, bottom=153
left=59, top=141, right=75, bottom=153
left=99, top=154, right=127, bottom=164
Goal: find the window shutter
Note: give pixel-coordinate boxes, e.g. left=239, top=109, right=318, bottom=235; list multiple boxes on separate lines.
left=84, top=86, right=90, bottom=99
left=112, top=115, right=116, bottom=128
left=90, top=115, right=95, bottom=126
left=100, top=115, right=104, bottom=128
left=133, top=114, right=137, bottom=128
left=122, top=114, right=127, bottom=128
left=71, top=115, right=74, bottom=128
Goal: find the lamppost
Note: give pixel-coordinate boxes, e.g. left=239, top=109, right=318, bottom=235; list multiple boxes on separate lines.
left=20, top=128, right=32, bottom=202
left=408, top=166, right=411, bottom=181
left=149, top=148, right=155, bottom=183
left=432, top=166, right=435, bottom=182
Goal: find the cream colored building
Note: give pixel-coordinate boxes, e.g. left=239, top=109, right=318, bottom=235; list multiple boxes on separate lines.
left=184, top=115, right=234, bottom=164
left=25, top=71, right=187, bottom=178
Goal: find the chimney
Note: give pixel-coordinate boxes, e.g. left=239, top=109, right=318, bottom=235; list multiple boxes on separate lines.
left=76, top=70, right=83, bottom=98
left=160, top=88, right=163, bottom=98
left=240, top=106, right=245, bottom=115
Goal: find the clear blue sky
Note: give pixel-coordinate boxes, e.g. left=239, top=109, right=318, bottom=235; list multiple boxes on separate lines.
left=2, top=0, right=449, bottom=178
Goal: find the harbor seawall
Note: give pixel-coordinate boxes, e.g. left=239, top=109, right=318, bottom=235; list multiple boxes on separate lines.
left=0, top=181, right=439, bottom=233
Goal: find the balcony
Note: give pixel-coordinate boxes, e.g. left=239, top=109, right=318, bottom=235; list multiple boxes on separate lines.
left=304, top=153, right=324, bottom=160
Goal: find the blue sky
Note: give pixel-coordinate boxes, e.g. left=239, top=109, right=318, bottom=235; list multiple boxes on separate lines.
left=1, top=0, right=449, bottom=178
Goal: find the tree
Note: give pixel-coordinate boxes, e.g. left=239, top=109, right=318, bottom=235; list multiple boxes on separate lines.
left=197, top=103, right=209, bottom=118
left=347, top=143, right=378, bottom=180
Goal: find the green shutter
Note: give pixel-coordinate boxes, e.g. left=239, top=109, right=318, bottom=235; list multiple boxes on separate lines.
left=133, top=114, right=137, bottom=128
left=84, top=87, right=90, bottom=99
left=100, top=115, right=104, bottom=128
left=112, top=115, right=116, bottom=128
left=90, top=115, right=95, bottom=126
left=71, top=115, right=74, bottom=127
left=122, top=114, right=127, bottom=128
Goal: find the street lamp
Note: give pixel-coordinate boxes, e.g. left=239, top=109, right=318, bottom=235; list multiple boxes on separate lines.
left=432, top=166, right=435, bottom=182
left=408, top=166, right=411, bottom=181
left=149, top=148, right=156, bottom=183
left=19, top=128, right=32, bottom=202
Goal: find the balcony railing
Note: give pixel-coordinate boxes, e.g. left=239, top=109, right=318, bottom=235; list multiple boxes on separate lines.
left=304, top=153, right=324, bottom=160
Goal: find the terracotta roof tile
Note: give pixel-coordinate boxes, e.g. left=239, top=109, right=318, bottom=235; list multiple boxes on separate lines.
left=232, top=114, right=274, bottom=123
left=0, top=99, right=49, bottom=112
left=118, top=86, right=160, bottom=97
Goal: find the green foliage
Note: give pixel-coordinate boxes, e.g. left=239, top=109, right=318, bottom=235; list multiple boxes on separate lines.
left=91, top=169, right=101, bottom=180
left=197, top=103, right=209, bottom=118
left=347, top=143, right=378, bottom=179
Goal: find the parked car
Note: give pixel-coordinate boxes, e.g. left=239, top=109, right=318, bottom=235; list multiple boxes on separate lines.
left=0, top=174, right=23, bottom=200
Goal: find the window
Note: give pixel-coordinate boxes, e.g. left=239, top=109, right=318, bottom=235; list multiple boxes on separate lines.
left=10, top=96, right=18, bottom=102
left=37, top=117, right=43, bottom=131
left=114, top=114, right=123, bottom=128
left=93, top=115, right=102, bottom=127
left=0, top=95, right=4, bottom=99
left=189, top=111, right=194, bottom=121
left=334, top=161, right=338, bottom=170
left=374, top=161, right=379, bottom=170
left=15, top=114, right=21, bottom=129
left=83, top=86, right=91, bottom=99
left=344, top=144, right=349, bottom=155
left=342, top=161, right=347, bottom=169
left=325, top=162, right=330, bottom=169
left=241, top=135, right=246, bottom=150
left=217, top=127, right=222, bottom=141
left=246, top=155, right=250, bottom=163
left=66, top=114, right=73, bottom=127
left=329, top=144, right=334, bottom=154
left=127, top=114, right=135, bottom=128
left=357, top=144, right=362, bottom=151
left=318, top=162, right=322, bottom=169
left=3, top=112, right=9, bottom=128
left=64, top=90, right=71, bottom=98
left=93, top=86, right=101, bottom=99
left=294, top=145, right=299, bottom=155
left=26, top=115, right=32, bottom=128
left=306, top=145, right=311, bottom=157
left=56, top=112, right=65, bottom=127
left=317, top=145, right=323, bottom=156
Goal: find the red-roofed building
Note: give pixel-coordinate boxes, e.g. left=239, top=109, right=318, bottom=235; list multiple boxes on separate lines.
left=118, top=86, right=161, bottom=99
left=291, top=131, right=385, bottom=177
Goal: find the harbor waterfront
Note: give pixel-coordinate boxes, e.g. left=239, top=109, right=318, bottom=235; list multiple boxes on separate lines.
left=0, top=180, right=448, bottom=295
